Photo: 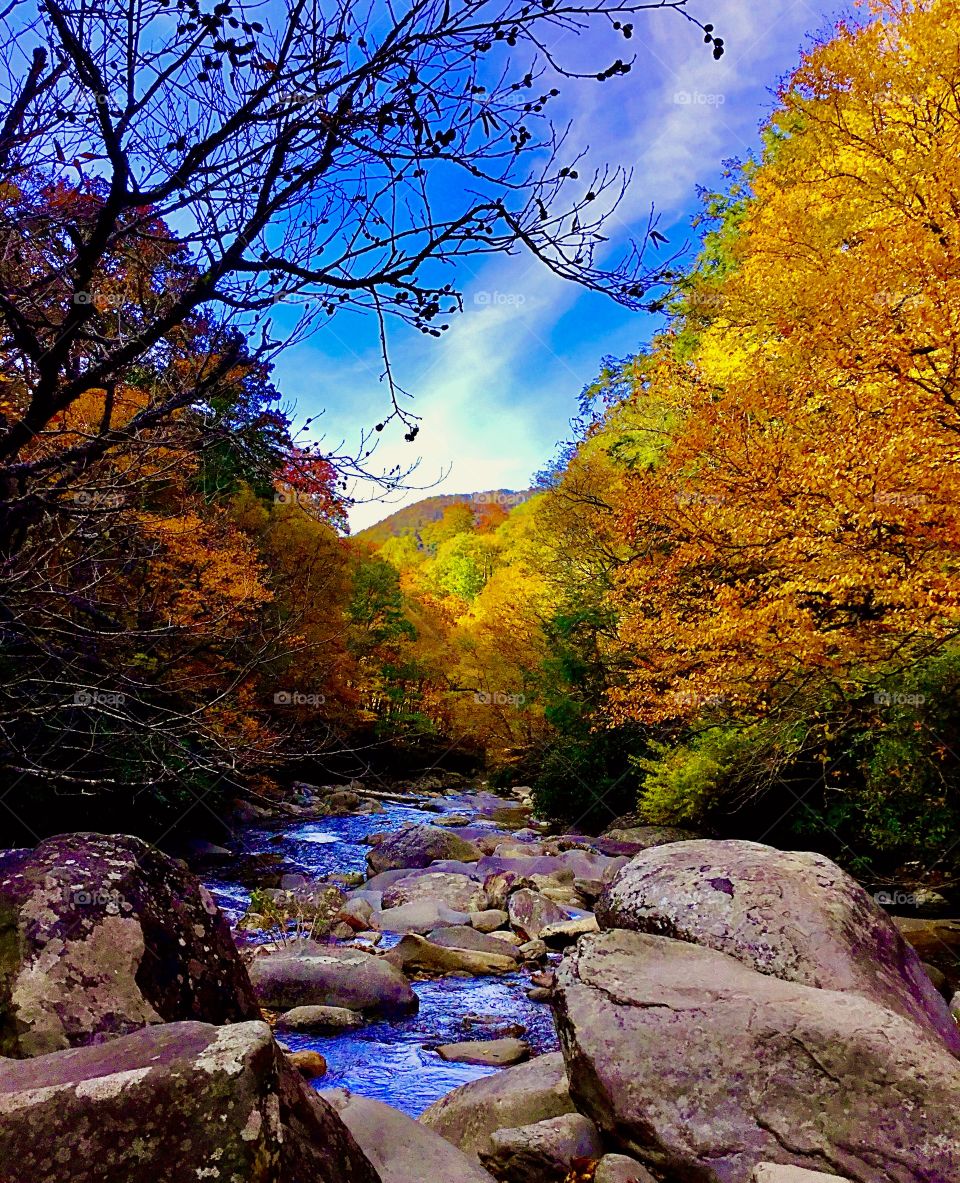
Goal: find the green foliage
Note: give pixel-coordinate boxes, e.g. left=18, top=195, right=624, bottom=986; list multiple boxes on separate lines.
left=635, top=726, right=761, bottom=825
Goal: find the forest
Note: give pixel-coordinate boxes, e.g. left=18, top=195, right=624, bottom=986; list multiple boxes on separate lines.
left=4, top=2, right=960, bottom=1182
left=0, top=0, right=958, bottom=891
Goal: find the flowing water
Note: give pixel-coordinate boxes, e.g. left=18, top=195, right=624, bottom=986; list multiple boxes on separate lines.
left=204, top=794, right=561, bottom=1116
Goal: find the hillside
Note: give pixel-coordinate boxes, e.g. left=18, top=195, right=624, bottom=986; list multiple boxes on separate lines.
left=357, top=489, right=535, bottom=546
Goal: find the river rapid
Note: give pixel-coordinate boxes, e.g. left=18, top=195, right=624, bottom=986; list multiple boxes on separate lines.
left=204, top=792, right=561, bottom=1116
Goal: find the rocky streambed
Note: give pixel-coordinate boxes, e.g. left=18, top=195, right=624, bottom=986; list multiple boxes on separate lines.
left=3, top=780, right=960, bottom=1182
left=203, top=788, right=568, bottom=1114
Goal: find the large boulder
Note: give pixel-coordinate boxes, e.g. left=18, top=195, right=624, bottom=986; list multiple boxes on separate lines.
left=367, top=825, right=483, bottom=875
left=0, top=833, right=259, bottom=1057
left=420, top=1051, right=575, bottom=1160
left=480, top=1113, right=604, bottom=1183
left=371, top=900, right=472, bottom=934
left=553, top=929, right=960, bottom=1183
left=0, top=1020, right=380, bottom=1183
left=249, top=943, right=418, bottom=1014
left=321, top=1089, right=495, bottom=1183
left=382, top=872, right=489, bottom=913
left=595, top=839, right=960, bottom=1053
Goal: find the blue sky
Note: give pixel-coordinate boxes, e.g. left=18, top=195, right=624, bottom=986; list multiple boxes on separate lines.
left=270, top=0, right=856, bottom=532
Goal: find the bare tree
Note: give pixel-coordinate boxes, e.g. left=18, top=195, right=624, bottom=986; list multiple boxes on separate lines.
left=0, top=0, right=720, bottom=533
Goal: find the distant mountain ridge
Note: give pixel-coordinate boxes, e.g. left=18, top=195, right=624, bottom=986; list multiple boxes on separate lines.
left=357, top=489, right=534, bottom=545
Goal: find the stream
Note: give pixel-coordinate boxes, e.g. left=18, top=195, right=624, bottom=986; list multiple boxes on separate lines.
left=204, top=792, right=561, bottom=1117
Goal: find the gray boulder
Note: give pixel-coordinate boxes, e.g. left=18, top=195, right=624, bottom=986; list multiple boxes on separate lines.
left=371, top=900, right=472, bottom=934
left=420, top=1051, right=575, bottom=1160
left=249, top=943, right=418, bottom=1014
left=382, top=872, right=489, bottom=913
left=427, top=926, right=523, bottom=961
left=0, top=1020, right=379, bottom=1183
left=322, top=1089, right=495, bottom=1183
left=596, top=839, right=960, bottom=1053
left=553, top=929, right=960, bottom=1183
left=367, top=825, right=483, bottom=874
left=276, top=1005, right=367, bottom=1032
left=0, top=833, right=259, bottom=1057
left=480, top=1113, right=603, bottom=1183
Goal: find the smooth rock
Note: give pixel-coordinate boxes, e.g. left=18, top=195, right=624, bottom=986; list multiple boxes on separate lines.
left=471, top=909, right=510, bottom=932
left=420, top=1051, right=575, bottom=1160
left=371, top=900, right=472, bottom=934
left=480, top=1113, right=603, bottom=1183
left=436, top=1038, right=531, bottom=1066
left=383, top=871, right=489, bottom=913
left=427, top=926, right=523, bottom=961
left=276, top=1005, right=367, bottom=1032
left=367, top=825, right=484, bottom=874
left=596, top=839, right=960, bottom=1053
left=0, top=833, right=259, bottom=1057
left=0, top=1020, right=378, bottom=1183
left=388, top=933, right=517, bottom=977
left=321, top=1089, right=497, bottom=1183
left=288, top=1048, right=328, bottom=1077
left=539, top=915, right=600, bottom=946
left=554, top=929, right=960, bottom=1183
left=249, top=943, right=418, bottom=1014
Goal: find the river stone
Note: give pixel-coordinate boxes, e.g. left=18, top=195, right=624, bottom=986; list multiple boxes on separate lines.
left=249, top=943, right=418, bottom=1014
left=388, top=933, right=517, bottom=977
left=553, top=929, right=960, bottom=1183
left=596, top=839, right=960, bottom=1053
left=383, top=872, right=489, bottom=913
left=427, top=926, right=522, bottom=960
left=594, top=1154, right=658, bottom=1183
left=0, top=1020, right=379, bottom=1183
left=420, top=1051, right=575, bottom=1160
left=287, top=1047, right=328, bottom=1078
left=471, top=909, right=510, bottom=932
left=752, top=1169, right=854, bottom=1183
left=367, top=825, right=484, bottom=874
left=436, top=1038, right=531, bottom=1066
left=321, top=1088, right=497, bottom=1183
left=480, top=1113, right=604, bottom=1183
left=371, top=900, right=472, bottom=934
left=0, top=833, right=259, bottom=1058
left=276, top=1005, right=367, bottom=1032
left=539, top=915, right=599, bottom=946
left=508, top=889, right=568, bottom=939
